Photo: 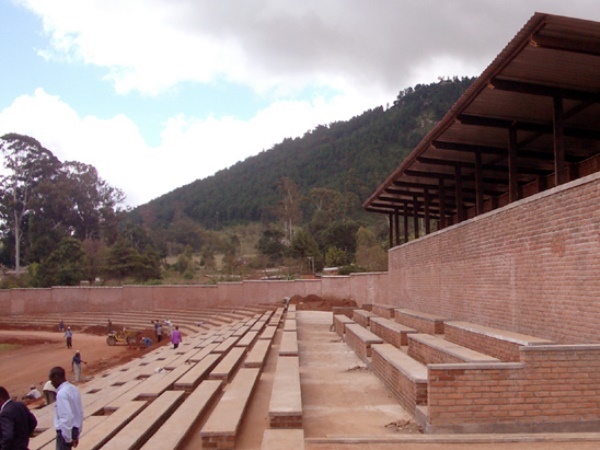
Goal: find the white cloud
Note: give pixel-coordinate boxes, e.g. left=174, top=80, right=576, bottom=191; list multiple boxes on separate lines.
left=6, top=0, right=600, bottom=208
left=0, top=87, right=381, bottom=206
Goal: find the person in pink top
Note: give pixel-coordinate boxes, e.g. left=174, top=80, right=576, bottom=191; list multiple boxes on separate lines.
left=170, top=325, right=182, bottom=349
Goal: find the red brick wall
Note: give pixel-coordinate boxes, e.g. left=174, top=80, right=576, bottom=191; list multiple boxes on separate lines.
left=393, top=310, right=445, bottom=335
left=369, top=318, right=409, bottom=348
left=388, top=172, right=600, bottom=344
left=371, top=344, right=427, bottom=414
left=426, top=345, right=600, bottom=433
left=443, top=322, right=552, bottom=362
left=407, top=336, right=465, bottom=365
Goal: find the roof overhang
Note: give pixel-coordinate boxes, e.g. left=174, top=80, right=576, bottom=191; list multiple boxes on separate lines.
left=364, top=13, right=600, bottom=221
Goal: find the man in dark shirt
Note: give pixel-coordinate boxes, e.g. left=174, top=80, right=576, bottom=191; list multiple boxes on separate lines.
left=0, top=386, right=38, bottom=450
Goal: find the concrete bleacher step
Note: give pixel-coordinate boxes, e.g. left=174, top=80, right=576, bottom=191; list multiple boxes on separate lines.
left=244, top=339, right=272, bottom=369
left=371, top=343, right=428, bottom=415
left=370, top=316, right=417, bottom=348
left=174, top=353, right=222, bottom=392
left=407, top=333, right=500, bottom=364
left=268, top=355, right=302, bottom=428
left=208, top=346, right=247, bottom=382
left=200, top=367, right=261, bottom=449
left=75, top=400, right=148, bottom=450
left=344, top=323, right=384, bottom=363
left=279, top=329, right=299, bottom=356
left=139, top=380, right=222, bottom=450
left=100, top=390, right=185, bottom=450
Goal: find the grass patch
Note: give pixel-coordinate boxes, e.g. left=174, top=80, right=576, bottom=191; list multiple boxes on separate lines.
left=0, top=343, right=19, bottom=353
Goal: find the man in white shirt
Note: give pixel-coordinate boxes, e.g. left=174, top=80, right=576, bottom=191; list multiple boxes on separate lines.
left=49, top=367, right=83, bottom=449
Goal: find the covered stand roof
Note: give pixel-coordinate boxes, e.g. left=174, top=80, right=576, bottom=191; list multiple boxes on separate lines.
left=364, top=13, right=600, bottom=234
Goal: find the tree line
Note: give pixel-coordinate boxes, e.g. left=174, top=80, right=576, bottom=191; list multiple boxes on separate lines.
left=0, top=77, right=475, bottom=286
left=0, top=133, right=161, bottom=287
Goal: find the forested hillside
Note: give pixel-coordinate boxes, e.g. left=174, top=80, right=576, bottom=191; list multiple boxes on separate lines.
left=132, top=77, right=474, bottom=232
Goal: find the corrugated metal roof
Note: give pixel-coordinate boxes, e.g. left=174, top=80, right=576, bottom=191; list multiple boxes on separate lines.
left=364, top=13, right=600, bottom=225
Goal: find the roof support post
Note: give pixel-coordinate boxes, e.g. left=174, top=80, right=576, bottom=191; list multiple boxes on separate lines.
left=454, top=165, right=464, bottom=222
left=475, top=151, right=484, bottom=214
left=424, top=188, right=431, bottom=234
left=438, top=178, right=446, bottom=229
left=388, top=213, right=393, bottom=249
left=508, top=125, right=520, bottom=202
left=553, top=95, right=567, bottom=185
left=403, top=201, right=409, bottom=242
left=413, top=195, right=420, bottom=239
left=394, top=207, right=400, bottom=246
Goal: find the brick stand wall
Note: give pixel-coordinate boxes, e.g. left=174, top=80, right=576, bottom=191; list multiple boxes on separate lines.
left=388, top=172, right=600, bottom=344
left=426, top=345, right=600, bottom=433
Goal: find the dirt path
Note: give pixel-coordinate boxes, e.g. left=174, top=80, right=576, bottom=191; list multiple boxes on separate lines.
left=0, top=329, right=145, bottom=402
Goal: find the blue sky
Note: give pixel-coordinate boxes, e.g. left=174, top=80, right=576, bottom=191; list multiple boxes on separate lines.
left=1, top=1, right=599, bottom=207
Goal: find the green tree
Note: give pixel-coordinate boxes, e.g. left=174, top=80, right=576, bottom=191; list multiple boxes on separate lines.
left=257, top=227, right=286, bottom=264
left=275, top=177, right=303, bottom=244
left=325, top=246, right=347, bottom=267
left=355, top=226, right=388, bottom=271
left=32, top=237, right=86, bottom=287
left=0, top=134, right=61, bottom=271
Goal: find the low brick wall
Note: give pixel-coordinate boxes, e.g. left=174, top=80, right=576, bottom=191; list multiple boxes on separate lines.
left=425, top=345, right=600, bottom=433
left=369, top=317, right=416, bottom=348
left=352, top=309, right=375, bottom=327
left=444, top=321, right=553, bottom=362
left=407, top=335, right=465, bottom=365
left=371, top=304, right=395, bottom=319
left=394, top=309, right=445, bottom=335
left=333, top=314, right=354, bottom=337
left=371, top=343, right=427, bottom=415
left=344, top=324, right=383, bottom=362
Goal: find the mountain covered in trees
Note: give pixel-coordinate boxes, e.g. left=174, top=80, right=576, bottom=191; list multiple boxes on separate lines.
left=0, top=77, right=474, bottom=288
left=133, top=77, right=474, bottom=232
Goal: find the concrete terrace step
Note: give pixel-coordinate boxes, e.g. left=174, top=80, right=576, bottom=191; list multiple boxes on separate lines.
left=268, top=355, right=302, bottom=428
left=370, top=316, right=417, bottom=348
left=407, top=333, right=500, bottom=364
left=76, top=401, right=147, bottom=450
left=200, top=368, right=261, bottom=449
left=101, top=390, right=185, bottom=450
left=139, top=380, right=222, bottom=450
left=371, top=343, right=428, bottom=415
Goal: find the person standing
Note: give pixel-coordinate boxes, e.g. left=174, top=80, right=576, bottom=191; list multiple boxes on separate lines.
left=49, top=366, right=83, bottom=450
left=71, top=351, right=85, bottom=383
left=171, top=325, right=182, bottom=349
left=0, top=386, right=38, bottom=450
left=64, top=327, right=73, bottom=349
left=156, top=323, right=163, bottom=343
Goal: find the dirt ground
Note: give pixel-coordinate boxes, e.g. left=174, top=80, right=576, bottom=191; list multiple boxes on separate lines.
left=0, top=326, right=165, bottom=406
left=288, top=294, right=357, bottom=311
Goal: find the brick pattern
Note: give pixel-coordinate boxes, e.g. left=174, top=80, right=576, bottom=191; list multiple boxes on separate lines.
left=201, top=435, right=235, bottom=449
left=407, top=336, right=464, bottom=365
left=371, top=346, right=427, bottom=414
left=427, top=345, right=600, bottom=433
left=344, top=325, right=383, bottom=362
left=369, top=318, right=414, bottom=348
left=387, top=173, right=600, bottom=345
left=352, top=310, right=373, bottom=327
left=269, top=415, right=303, bottom=428
left=444, top=323, right=524, bottom=362
left=394, top=310, right=445, bottom=335
left=333, top=315, right=354, bottom=337
left=371, top=304, right=395, bottom=318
